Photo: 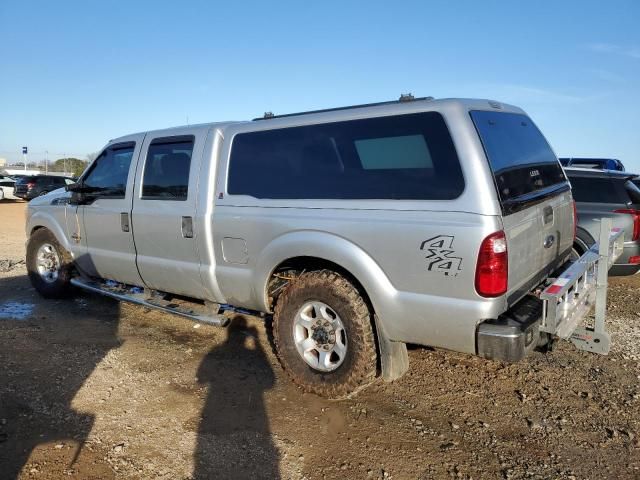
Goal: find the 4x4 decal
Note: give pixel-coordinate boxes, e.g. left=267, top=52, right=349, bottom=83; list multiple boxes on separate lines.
left=420, top=235, right=463, bottom=277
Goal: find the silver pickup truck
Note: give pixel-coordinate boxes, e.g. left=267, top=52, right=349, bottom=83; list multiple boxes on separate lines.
left=25, top=97, right=623, bottom=398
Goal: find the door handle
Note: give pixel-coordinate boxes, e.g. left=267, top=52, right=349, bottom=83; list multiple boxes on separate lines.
left=181, top=216, right=194, bottom=238
left=120, top=212, right=130, bottom=232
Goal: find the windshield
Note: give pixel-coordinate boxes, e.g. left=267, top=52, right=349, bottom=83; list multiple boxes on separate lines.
left=470, top=110, right=567, bottom=206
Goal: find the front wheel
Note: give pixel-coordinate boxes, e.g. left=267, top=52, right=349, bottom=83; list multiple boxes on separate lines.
left=26, top=228, right=73, bottom=298
left=273, top=270, right=377, bottom=398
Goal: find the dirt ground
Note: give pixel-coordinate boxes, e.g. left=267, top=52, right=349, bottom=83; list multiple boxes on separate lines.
left=0, top=201, right=638, bottom=479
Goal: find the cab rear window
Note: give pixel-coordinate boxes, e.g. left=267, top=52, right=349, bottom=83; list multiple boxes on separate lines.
left=470, top=111, right=567, bottom=207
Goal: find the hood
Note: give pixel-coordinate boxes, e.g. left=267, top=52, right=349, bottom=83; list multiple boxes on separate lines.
left=28, top=187, right=72, bottom=206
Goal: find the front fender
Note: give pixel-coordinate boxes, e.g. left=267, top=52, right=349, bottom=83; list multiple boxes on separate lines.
left=252, top=230, right=397, bottom=315
left=26, top=208, right=73, bottom=254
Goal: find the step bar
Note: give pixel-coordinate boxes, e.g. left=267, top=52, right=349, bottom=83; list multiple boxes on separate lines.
left=540, top=218, right=625, bottom=354
left=70, top=277, right=232, bottom=327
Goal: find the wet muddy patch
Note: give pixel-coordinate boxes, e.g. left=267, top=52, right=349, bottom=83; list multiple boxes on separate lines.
left=0, top=302, right=34, bottom=320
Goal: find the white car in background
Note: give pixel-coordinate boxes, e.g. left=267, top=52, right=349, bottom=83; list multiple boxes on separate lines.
left=0, top=176, right=19, bottom=201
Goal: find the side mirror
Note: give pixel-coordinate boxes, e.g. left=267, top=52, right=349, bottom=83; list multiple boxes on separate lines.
left=66, top=182, right=94, bottom=205
left=65, top=182, right=84, bottom=193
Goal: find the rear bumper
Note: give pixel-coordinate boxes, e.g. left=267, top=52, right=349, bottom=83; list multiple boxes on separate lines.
left=15, top=191, right=35, bottom=200
left=476, top=295, right=542, bottom=362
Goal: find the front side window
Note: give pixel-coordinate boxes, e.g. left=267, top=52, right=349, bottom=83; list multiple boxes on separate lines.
left=82, top=142, right=135, bottom=198
left=142, top=136, right=194, bottom=200
left=228, top=112, right=464, bottom=200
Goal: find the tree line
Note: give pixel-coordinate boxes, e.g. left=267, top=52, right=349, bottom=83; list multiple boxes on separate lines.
left=48, top=158, right=90, bottom=177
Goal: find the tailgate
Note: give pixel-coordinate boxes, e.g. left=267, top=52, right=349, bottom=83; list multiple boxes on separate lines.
left=502, top=190, right=574, bottom=298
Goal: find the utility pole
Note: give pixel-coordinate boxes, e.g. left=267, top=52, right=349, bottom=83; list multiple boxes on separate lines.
left=45, top=150, right=48, bottom=174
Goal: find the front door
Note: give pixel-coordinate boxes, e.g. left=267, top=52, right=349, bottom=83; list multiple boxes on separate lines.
left=74, top=134, right=145, bottom=285
left=131, top=128, right=206, bottom=298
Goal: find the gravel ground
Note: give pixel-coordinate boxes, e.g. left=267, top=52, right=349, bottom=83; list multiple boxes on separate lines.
left=0, top=202, right=638, bottom=479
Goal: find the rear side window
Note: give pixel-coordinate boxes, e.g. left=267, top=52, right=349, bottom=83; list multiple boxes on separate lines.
left=228, top=112, right=464, bottom=200
left=470, top=111, right=567, bottom=206
left=569, top=176, right=627, bottom=204
left=142, top=136, right=194, bottom=200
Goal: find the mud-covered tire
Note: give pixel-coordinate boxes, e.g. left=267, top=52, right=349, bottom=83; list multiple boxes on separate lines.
left=273, top=270, right=377, bottom=399
left=26, top=228, right=73, bottom=298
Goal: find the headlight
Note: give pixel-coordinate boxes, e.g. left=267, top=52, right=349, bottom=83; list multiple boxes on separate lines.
left=50, top=197, right=71, bottom=206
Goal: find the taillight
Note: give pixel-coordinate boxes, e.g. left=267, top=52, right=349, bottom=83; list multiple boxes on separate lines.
left=572, top=200, right=578, bottom=241
left=27, top=182, right=35, bottom=190
left=613, top=209, right=640, bottom=241
left=628, top=255, right=640, bottom=264
left=475, top=231, right=508, bottom=297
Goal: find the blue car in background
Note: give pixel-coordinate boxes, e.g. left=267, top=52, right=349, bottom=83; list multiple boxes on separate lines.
left=559, top=157, right=625, bottom=171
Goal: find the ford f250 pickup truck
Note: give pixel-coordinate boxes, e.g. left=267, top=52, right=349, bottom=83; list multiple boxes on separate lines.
left=25, top=97, right=624, bottom=398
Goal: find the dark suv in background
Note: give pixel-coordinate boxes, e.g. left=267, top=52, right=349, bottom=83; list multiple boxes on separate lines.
left=565, top=167, right=640, bottom=275
left=14, top=175, right=75, bottom=201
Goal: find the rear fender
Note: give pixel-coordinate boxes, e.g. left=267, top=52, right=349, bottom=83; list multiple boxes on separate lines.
left=254, top=231, right=396, bottom=314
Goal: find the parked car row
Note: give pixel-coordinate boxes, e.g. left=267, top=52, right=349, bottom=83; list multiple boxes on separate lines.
left=0, top=175, right=75, bottom=201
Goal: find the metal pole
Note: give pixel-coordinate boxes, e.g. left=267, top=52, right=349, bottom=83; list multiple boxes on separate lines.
left=594, top=218, right=611, bottom=334
left=23, top=153, right=27, bottom=172
left=45, top=150, right=48, bottom=174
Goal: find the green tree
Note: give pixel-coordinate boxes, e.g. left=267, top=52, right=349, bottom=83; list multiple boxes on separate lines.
left=52, top=158, right=88, bottom=178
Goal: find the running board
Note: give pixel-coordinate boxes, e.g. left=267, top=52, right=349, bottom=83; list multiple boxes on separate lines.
left=70, top=278, right=231, bottom=327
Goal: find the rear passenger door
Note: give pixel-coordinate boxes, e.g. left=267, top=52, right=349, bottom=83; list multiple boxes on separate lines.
left=131, top=129, right=206, bottom=298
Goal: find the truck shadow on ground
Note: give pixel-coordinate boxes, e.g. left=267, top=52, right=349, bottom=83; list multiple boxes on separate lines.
left=0, top=273, right=120, bottom=479
left=193, top=316, right=280, bottom=479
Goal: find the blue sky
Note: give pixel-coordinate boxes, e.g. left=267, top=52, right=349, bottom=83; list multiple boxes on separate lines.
left=1, top=0, right=639, bottom=170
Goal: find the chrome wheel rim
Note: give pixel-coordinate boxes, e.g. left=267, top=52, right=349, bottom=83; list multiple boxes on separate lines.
left=36, top=243, right=60, bottom=283
left=293, top=301, right=347, bottom=372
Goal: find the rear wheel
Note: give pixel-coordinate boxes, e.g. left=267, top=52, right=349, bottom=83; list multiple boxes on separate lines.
left=26, top=228, right=73, bottom=298
left=273, top=270, right=377, bottom=398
